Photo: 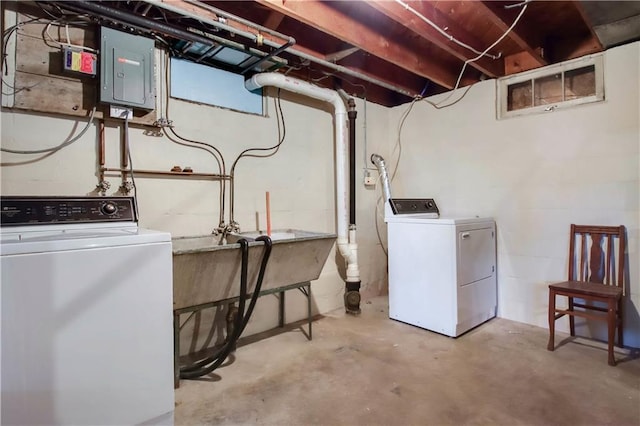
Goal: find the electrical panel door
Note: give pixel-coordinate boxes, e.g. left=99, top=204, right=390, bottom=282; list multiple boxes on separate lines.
left=100, top=27, right=155, bottom=110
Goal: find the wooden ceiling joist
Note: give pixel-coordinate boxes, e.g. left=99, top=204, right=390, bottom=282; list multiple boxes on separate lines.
left=263, top=11, right=285, bottom=30
left=475, top=1, right=548, bottom=70
left=254, top=0, right=457, bottom=89
left=325, top=46, right=361, bottom=63
left=367, top=0, right=503, bottom=78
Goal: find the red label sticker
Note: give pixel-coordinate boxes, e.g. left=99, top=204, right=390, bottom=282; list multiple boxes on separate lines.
left=80, top=52, right=95, bottom=74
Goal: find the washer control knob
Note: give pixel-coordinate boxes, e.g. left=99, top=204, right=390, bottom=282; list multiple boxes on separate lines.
left=426, top=201, right=434, bottom=209
left=101, top=202, right=118, bottom=216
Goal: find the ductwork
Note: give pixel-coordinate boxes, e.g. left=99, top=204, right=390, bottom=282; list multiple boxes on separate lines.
left=245, top=73, right=361, bottom=313
left=371, top=153, right=394, bottom=218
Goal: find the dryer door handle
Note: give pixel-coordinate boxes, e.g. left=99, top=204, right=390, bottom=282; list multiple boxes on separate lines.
left=461, top=232, right=470, bottom=239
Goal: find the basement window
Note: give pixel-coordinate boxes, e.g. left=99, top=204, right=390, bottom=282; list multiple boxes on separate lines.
left=170, top=58, right=264, bottom=115
left=497, top=54, right=604, bottom=119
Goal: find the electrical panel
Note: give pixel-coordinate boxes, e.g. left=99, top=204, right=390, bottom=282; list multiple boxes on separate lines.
left=100, top=27, right=155, bottom=110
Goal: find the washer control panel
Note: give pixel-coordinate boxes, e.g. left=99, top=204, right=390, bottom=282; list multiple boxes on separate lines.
left=389, top=198, right=439, bottom=216
left=0, top=196, right=137, bottom=226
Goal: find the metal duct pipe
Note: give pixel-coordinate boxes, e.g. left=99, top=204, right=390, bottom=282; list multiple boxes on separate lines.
left=246, top=73, right=361, bottom=314
left=371, top=153, right=392, bottom=202
left=371, top=154, right=394, bottom=220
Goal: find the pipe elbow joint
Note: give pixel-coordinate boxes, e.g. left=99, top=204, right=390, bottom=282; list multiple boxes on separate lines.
left=244, top=75, right=262, bottom=92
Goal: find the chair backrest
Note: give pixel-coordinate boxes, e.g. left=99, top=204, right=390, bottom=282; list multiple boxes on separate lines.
left=568, top=225, right=625, bottom=289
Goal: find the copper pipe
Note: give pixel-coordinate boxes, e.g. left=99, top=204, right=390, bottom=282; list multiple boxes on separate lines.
left=102, top=167, right=230, bottom=180
left=99, top=120, right=105, bottom=167
left=98, top=120, right=105, bottom=181
left=121, top=124, right=128, bottom=180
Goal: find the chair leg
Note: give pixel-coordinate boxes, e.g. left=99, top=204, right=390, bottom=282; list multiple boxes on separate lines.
left=547, top=289, right=555, bottom=351
left=607, top=299, right=616, bottom=366
left=617, top=299, right=623, bottom=348
left=568, top=296, right=575, bottom=337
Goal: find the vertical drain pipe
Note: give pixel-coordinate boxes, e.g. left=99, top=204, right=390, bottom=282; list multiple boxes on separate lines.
left=338, top=91, right=361, bottom=315
left=245, top=74, right=361, bottom=314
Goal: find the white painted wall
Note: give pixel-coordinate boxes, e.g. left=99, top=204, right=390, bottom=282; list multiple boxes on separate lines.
left=1, top=74, right=390, bottom=341
left=388, top=41, right=640, bottom=347
left=3, top=38, right=638, bottom=349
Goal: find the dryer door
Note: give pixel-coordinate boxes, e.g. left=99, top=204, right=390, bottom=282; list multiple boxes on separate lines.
left=457, top=227, right=495, bottom=286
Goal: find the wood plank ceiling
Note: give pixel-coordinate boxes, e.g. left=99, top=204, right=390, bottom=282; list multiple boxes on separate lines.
left=45, top=0, right=640, bottom=106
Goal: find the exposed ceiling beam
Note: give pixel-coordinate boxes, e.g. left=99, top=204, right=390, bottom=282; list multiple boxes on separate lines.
left=263, top=10, right=285, bottom=30
left=159, top=0, right=423, bottom=100
left=550, top=35, right=603, bottom=62
left=504, top=51, right=543, bottom=74
left=572, top=2, right=604, bottom=51
left=325, top=46, right=361, bottom=63
left=367, top=0, right=503, bottom=78
left=475, top=1, right=548, bottom=69
left=254, top=0, right=457, bottom=89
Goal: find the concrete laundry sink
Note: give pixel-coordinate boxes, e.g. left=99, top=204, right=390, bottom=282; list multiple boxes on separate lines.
left=171, top=229, right=336, bottom=310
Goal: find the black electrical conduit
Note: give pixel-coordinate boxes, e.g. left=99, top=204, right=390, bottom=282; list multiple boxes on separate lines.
left=50, top=0, right=290, bottom=64
left=180, top=236, right=272, bottom=379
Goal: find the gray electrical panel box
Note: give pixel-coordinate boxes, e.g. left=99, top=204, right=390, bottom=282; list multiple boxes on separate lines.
left=100, top=27, right=155, bottom=110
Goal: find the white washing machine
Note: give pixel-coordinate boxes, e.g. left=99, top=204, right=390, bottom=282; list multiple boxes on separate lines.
left=0, top=196, right=175, bottom=425
left=384, top=198, right=497, bottom=337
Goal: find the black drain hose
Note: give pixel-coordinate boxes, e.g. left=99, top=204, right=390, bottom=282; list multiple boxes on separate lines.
left=180, top=236, right=272, bottom=379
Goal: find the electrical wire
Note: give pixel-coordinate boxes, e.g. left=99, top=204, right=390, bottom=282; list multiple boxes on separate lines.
left=163, top=53, right=227, bottom=226
left=0, top=107, right=97, bottom=154
left=229, top=89, right=286, bottom=224
left=424, top=83, right=474, bottom=109
left=374, top=1, right=531, bottom=256
left=428, top=2, right=529, bottom=108
left=394, top=0, right=500, bottom=60
left=44, top=21, right=97, bottom=52
left=2, top=17, right=47, bottom=78
left=123, top=113, right=141, bottom=218
left=163, top=128, right=224, bottom=174
left=372, top=97, right=420, bottom=256
left=2, top=9, right=92, bottom=96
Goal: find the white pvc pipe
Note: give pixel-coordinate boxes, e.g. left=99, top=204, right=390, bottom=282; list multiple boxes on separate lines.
left=245, top=73, right=360, bottom=282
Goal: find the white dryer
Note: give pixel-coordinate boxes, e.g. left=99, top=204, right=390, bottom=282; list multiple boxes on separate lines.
left=385, top=203, right=497, bottom=337
left=370, top=154, right=497, bottom=337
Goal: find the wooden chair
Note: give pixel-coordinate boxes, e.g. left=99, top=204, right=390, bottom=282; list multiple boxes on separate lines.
left=547, top=224, right=626, bottom=366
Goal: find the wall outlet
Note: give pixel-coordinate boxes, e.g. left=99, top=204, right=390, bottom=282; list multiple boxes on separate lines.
left=364, top=174, right=376, bottom=187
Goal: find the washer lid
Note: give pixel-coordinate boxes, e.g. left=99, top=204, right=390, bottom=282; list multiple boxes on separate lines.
left=0, top=227, right=171, bottom=256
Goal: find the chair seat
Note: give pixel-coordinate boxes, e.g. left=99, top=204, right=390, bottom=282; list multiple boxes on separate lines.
left=549, top=280, right=622, bottom=299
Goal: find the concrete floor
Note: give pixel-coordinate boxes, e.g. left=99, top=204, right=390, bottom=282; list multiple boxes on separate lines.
left=175, top=297, right=640, bottom=425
